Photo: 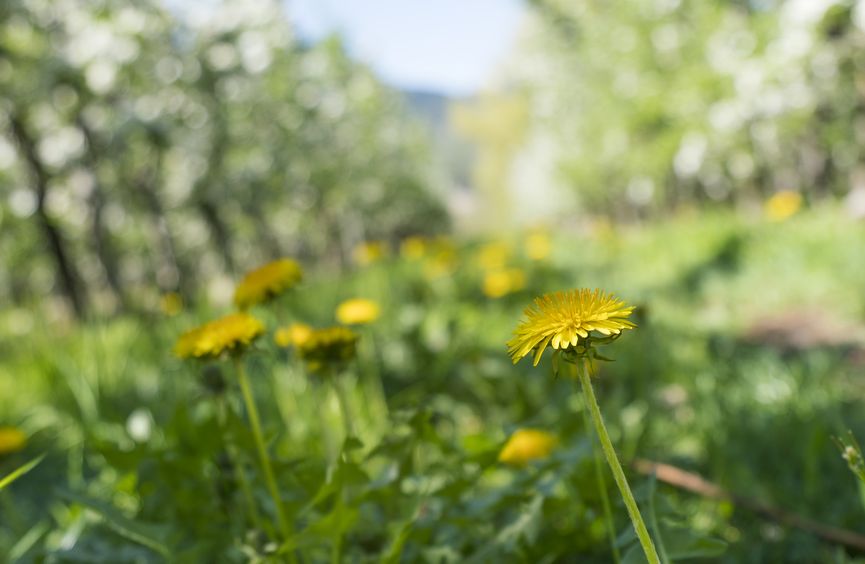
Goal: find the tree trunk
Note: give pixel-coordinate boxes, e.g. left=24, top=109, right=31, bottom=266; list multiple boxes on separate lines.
left=8, top=111, right=87, bottom=317
left=194, top=101, right=236, bottom=273
left=76, top=115, right=129, bottom=312
left=135, top=145, right=190, bottom=297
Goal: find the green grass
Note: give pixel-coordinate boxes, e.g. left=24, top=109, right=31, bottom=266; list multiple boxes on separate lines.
left=2, top=206, right=865, bottom=562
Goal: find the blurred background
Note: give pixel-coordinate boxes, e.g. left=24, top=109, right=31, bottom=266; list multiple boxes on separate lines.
left=5, top=0, right=865, bottom=561
left=5, top=0, right=865, bottom=320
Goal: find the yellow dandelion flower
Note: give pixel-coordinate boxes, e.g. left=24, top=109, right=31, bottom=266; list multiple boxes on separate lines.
left=336, top=298, right=381, bottom=325
left=353, top=241, right=387, bottom=266
left=0, top=427, right=27, bottom=455
left=498, top=428, right=557, bottom=466
left=525, top=231, right=552, bottom=261
left=297, top=326, right=359, bottom=373
left=159, top=292, right=183, bottom=316
left=175, top=312, right=265, bottom=359
left=482, top=268, right=527, bottom=298
left=274, top=322, right=313, bottom=348
left=234, top=259, right=303, bottom=309
left=765, top=190, right=802, bottom=221
left=477, top=241, right=511, bottom=270
left=400, top=236, right=427, bottom=260
left=508, top=289, right=636, bottom=366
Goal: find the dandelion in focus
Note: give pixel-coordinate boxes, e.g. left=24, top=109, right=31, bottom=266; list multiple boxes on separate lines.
left=765, top=190, right=802, bottom=221
left=353, top=241, right=387, bottom=266
left=0, top=427, right=27, bottom=455
left=507, top=288, right=658, bottom=563
left=234, top=259, right=303, bottom=309
left=159, top=292, right=183, bottom=316
left=508, top=288, right=635, bottom=366
left=482, top=268, right=526, bottom=298
left=274, top=322, right=313, bottom=348
left=297, top=326, right=359, bottom=373
left=498, top=428, right=557, bottom=466
left=174, top=312, right=265, bottom=359
left=336, top=298, right=381, bottom=325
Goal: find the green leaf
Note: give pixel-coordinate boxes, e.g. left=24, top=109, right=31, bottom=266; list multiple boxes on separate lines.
left=664, top=528, right=727, bottom=560
left=466, top=495, right=544, bottom=563
left=620, top=524, right=727, bottom=563
left=380, top=516, right=415, bottom=564
left=56, top=489, right=173, bottom=557
left=8, top=519, right=50, bottom=561
left=0, top=453, right=44, bottom=491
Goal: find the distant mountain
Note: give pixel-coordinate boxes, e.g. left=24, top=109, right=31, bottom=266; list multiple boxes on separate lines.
left=399, top=89, right=474, bottom=188
left=401, top=90, right=451, bottom=127
left=400, top=89, right=468, bottom=143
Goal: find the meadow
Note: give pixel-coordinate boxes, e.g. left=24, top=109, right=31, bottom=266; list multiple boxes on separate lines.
left=3, top=205, right=865, bottom=562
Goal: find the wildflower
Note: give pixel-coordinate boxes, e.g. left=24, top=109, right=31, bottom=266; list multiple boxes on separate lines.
left=160, top=292, right=183, bottom=316
left=353, top=241, right=387, bottom=266
left=400, top=236, right=427, bottom=259
left=508, top=289, right=657, bottom=562
left=498, top=428, right=557, bottom=466
left=336, top=298, right=381, bottom=325
left=765, top=190, right=802, bottom=221
left=482, top=268, right=527, bottom=298
left=297, top=326, right=359, bottom=373
left=525, top=231, right=551, bottom=261
left=234, top=259, right=302, bottom=309
left=477, top=241, right=511, bottom=270
left=508, top=289, right=635, bottom=366
left=0, top=427, right=26, bottom=455
left=274, top=322, right=313, bottom=348
left=175, top=313, right=265, bottom=359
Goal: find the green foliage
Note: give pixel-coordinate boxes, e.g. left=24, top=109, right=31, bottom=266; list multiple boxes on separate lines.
left=0, top=0, right=446, bottom=317
left=514, top=0, right=865, bottom=215
left=2, top=209, right=865, bottom=561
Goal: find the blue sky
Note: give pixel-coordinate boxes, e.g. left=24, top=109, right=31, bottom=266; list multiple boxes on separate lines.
left=286, top=0, right=526, bottom=96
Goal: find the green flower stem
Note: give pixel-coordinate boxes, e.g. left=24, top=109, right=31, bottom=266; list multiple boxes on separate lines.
left=577, top=359, right=660, bottom=564
left=233, top=357, right=293, bottom=544
left=332, top=374, right=356, bottom=438
left=363, top=331, right=389, bottom=424
left=573, top=368, right=620, bottom=564
left=647, top=470, right=670, bottom=564
left=217, top=397, right=264, bottom=532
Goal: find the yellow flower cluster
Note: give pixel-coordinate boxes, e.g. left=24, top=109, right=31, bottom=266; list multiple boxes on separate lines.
left=336, top=298, right=380, bottom=325
left=498, top=428, right=557, bottom=466
left=297, top=326, right=359, bottom=373
left=508, top=289, right=636, bottom=366
left=234, top=259, right=303, bottom=309
left=175, top=313, right=265, bottom=359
